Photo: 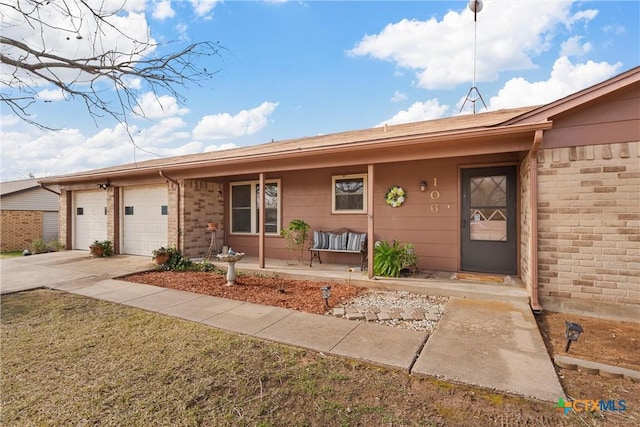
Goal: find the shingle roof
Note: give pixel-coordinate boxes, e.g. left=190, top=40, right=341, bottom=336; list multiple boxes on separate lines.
left=40, top=105, right=538, bottom=182
left=0, top=179, right=39, bottom=197
left=0, top=179, right=60, bottom=197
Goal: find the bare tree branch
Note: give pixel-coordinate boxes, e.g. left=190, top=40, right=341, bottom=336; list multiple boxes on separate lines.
left=1, top=0, right=225, bottom=157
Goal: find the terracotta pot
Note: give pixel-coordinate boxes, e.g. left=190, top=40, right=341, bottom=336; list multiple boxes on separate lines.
left=154, top=253, right=170, bottom=265
left=207, top=222, right=218, bottom=231
left=90, top=246, right=104, bottom=257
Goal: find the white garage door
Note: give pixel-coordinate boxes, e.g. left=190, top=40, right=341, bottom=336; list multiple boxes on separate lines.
left=121, top=186, right=168, bottom=256
left=74, top=190, right=107, bottom=250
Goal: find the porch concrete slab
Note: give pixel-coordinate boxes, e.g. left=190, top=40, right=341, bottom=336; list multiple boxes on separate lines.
left=412, top=297, right=564, bottom=402
left=200, top=302, right=293, bottom=335
left=159, top=295, right=245, bottom=322
left=256, top=311, right=359, bottom=352
left=121, top=287, right=203, bottom=311
left=331, top=322, right=428, bottom=370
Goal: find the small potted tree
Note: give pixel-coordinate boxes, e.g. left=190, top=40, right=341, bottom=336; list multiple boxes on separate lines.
left=280, top=219, right=310, bottom=264
left=89, top=240, right=113, bottom=257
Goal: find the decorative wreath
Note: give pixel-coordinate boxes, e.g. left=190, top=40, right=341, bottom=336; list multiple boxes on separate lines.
left=385, top=186, right=406, bottom=208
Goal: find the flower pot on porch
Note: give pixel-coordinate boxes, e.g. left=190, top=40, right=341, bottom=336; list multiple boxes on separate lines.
left=207, top=222, right=218, bottom=231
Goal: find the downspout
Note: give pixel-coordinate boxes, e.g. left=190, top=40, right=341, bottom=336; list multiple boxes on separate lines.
left=159, top=171, right=181, bottom=252
left=529, top=129, right=543, bottom=313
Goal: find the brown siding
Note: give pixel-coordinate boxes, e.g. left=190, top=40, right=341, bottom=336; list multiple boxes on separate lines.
left=224, top=153, right=520, bottom=271
left=544, top=86, right=640, bottom=148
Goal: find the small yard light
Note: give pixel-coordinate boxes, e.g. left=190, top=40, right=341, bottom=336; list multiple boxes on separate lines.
left=564, top=321, right=584, bottom=353
left=321, top=286, right=331, bottom=309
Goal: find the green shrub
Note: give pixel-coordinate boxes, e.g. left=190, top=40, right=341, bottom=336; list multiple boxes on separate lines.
left=373, top=240, right=417, bottom=278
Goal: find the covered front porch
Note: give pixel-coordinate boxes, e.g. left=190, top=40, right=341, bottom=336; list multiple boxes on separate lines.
left=212, top=255, right=529, bottom=305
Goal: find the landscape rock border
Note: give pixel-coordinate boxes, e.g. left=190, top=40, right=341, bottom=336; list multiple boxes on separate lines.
left=554, top=355, right=640, bottom=381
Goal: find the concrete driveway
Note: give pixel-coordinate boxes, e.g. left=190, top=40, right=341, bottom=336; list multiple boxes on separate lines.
left=0, top=250, right=153, bottom=294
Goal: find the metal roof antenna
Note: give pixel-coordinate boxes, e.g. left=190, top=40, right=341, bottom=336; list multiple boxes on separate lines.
left=460, top=0, right=487, bottom=114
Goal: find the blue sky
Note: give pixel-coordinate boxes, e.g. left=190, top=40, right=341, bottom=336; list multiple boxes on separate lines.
left=1, top=0, right=638, bottom=181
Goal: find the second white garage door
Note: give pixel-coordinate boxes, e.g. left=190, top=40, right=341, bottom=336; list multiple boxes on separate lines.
left=121, top=186, right=168, bottom=256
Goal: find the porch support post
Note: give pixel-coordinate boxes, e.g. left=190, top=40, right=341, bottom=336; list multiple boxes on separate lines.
left=529, top=130, right=544, bottom=312
left=258, top=172, right=265, bottom=268
left=367, top=164, right=375, bottom=278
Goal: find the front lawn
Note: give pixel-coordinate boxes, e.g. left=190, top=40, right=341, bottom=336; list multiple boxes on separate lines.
left=1, top=290, right=593, bottom=426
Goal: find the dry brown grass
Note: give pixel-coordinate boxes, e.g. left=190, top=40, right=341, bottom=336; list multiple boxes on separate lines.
left=1, top=290, right=620, bottom=426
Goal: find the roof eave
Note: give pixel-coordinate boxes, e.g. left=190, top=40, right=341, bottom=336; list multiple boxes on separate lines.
left=39, top=121, right=552, bottom=185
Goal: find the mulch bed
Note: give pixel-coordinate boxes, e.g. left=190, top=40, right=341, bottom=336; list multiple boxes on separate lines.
left=120, top=271, right=365, bottom=315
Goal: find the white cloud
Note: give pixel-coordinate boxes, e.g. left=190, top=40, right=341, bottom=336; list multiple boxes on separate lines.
left=37, top=89, right=66, bottom=101
left=153, top=0, right=175, bottom=20
left=203, top=143, right=239, bottom=152
left=377, top=99, right=449, bottom=127
left=349, top=0, right=599, bottom=89
left=487, top=57, right=622, bottom=110
left=391, top=91, right=408, bottom=102
left=560, top=36, right=592, bottom=57
left=193, top=102, right=279, bottom=140
left=602, top=24, right=625, bottom=35
left=0, top=1, right=155, bottom=88
left=134, top=93, right=190, bottom=119
left=190, top=0, right=220, bottom=17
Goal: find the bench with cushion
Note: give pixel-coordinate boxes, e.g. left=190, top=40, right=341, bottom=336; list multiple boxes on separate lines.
left=308, top=228, right=368, bottom=270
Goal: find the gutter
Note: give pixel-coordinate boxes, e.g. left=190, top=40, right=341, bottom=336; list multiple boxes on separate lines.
left=529, top=129, right=544, bottom=313
left=39, top=183, right=61, bottom=196
left=159, top=171, right=181, bottom=252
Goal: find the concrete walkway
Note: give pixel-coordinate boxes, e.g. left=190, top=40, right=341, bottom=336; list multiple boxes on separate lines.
left=0, top=251, right=564, bottom=402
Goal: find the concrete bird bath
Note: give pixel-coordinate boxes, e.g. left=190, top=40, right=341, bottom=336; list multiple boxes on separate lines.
left=217, top=252, right=245, bottom=286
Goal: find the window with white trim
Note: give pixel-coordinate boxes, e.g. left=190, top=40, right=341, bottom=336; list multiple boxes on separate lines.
left=332, top=174, right=367, bottom=213
left=230, top=180, right=281, bottom=234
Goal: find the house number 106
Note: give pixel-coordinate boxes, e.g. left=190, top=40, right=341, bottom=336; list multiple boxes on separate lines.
left=430, top=179, right=440, bottom=212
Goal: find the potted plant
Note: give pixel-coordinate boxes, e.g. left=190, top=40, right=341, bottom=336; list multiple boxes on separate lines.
left=151, top=246, right=175, bottom=266
left=89, top=240, right=113, bottom=257
left=280, top=219, right=310, bottom=264
left=373, top=240, right=416, bottom=277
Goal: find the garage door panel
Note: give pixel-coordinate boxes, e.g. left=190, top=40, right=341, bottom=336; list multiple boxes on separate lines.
left=74, top=191, right=107, bottom=250
left=122, top=186, right=168, bottom=256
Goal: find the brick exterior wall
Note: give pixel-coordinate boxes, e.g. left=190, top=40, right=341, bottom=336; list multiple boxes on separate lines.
left=536, top=141, right=640, bottom=321
left=519, top=155, right=533, bottom=299
left=167, top=181, right=179, bottom=250
left=180, top=180, right=224, bottom=258
left=59, top=190, right=69, bottom=249
left=107, top=186, right=117, bottom=250
left=0, top=210, right=43, bottom=252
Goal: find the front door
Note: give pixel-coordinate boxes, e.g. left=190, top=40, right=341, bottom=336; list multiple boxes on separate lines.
left=461, top=166, right=517, bottom=275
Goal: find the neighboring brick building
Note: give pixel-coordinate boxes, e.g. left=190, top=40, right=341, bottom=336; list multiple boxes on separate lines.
left=40, top=67, right=639, bottom=322
left=0, top=179, right=60, bottom=252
